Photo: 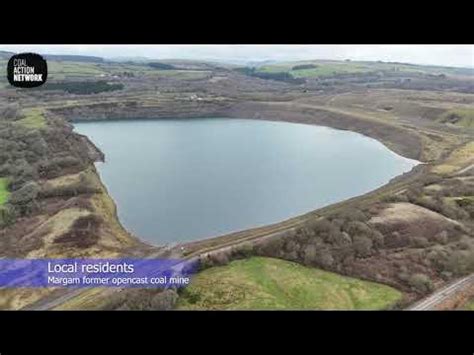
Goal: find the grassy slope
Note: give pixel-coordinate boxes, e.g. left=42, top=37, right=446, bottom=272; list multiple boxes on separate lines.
left=438, top=108, right=474, bottom=128
left=14, top=108, right=47, bottom=129
left=0, top=178, right=9, bottom=206
left=177, top=257, right=402, bottom=310
left=432, top=141, right=474, bottom=175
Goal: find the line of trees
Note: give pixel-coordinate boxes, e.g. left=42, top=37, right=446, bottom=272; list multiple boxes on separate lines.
left=292, top=64, right=317, bottom=70
left=40, top=81, right=124, bottom=95
left=148, top=62, right=176, bottom=70
left=233, top=67, right=305, bottom=84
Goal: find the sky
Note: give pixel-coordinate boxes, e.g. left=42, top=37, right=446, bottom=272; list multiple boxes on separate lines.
left=0, top=45, right=473, bottom=68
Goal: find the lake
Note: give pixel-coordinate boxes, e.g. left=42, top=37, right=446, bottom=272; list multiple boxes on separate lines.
left=74, top=118, right=418, bottom=245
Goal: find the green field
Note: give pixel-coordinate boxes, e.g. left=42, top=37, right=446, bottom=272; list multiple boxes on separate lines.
left=0, top=178, right=9, bottom=206
left=47, top=61, right=107, bottom=80
left=177, top=257, right=402, bottom=310
left=256, top=60, right=473, bottom=79
left=143, top=69, right=211, bottom=80
left=258, top=61, right=369, bottom=78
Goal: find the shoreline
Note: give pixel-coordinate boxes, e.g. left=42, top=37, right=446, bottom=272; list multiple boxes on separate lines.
left=52, top=99, right=425, bottom=161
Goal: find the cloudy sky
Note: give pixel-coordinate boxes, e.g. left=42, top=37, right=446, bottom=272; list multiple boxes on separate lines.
left=1, top=45, right=472, bottom=68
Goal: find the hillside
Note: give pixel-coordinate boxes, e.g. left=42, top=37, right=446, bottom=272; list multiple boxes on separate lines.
left=177, top=257, right=402, bottom=310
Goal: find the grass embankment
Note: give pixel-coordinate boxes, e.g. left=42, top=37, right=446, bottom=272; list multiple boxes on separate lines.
left=177, top=257, right=402, bottom=310
left=432, top=141, right=474, bottom=175
left=14, top=108, right=47, bottom=129
left=439, top=108, right=474, bottom=128
left=0, top=178, right=9, bottom=206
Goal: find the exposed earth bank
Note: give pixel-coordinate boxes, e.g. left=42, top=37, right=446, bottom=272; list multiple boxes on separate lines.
left=53, top=100, right=423, bottom=161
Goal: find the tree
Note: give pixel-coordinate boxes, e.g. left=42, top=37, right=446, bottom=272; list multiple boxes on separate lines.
left=0, top=104, right=19, bottom=120
left=8, top=181, right=40, bottom=216
left=408, top=273, right=433, bottom=294
left=353, top=235, right=373, bottom=257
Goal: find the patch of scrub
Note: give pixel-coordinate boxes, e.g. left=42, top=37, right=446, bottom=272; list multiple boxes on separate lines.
left=464, top=298, right=474, bottom=310
left=176, top=257, right=402, bottom=310
left=0, top=178, right=9, bottom=206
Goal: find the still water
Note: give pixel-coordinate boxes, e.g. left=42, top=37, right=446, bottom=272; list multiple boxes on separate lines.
left=74, top=118, right=418, bottom=244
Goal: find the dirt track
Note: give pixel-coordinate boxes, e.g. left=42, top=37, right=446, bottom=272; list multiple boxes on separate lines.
left=408, top=274, right=474, bottom=310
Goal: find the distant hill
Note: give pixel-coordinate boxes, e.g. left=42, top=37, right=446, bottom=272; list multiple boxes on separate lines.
left=0, top=51, right=15, bottom=60
left=109, top=56, right=151, bottom=62
left=43, top=54, right=104, bottom=63
left=0, top=51, right=104, bottom=63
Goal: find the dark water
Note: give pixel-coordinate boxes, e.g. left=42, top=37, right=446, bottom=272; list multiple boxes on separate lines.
left=74, top=118, right=418, bottom=245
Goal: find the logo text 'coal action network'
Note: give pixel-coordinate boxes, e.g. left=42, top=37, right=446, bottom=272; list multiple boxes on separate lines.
left=7, top=52, right=48, bottom=88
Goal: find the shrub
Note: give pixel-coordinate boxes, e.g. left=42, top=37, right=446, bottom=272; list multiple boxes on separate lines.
left=445, top=250, right=474, bottom=276
left=9, top=182, right=39, bottom=205
left=50, top=156, right=81, bottom=169
left=0, top=105, right=20, bottom=120
left=304, top=245, right=334, bottom=268
left=316, top=249, right=334, bottom=268
left=209, top=251, right=230, bottom=267
left=0, top=205, right=15, bottom=227
left=407, top=273, right=433, bottom=294
left=233, top=243, right=254, bottom=258
left=412, top=236, right=429, bottom=248
left=103, top=289, right=178, bottom=310
left=332, top=231, right=353, bottom=246
left=303, top=244, right=318, bottom=264
left=426, top=246, right=451, bottom=271
left=343, top=221, right=371, bottom=236
left=372, top=230, right=385, bottom=248
left=353, top=235, right=373, bottom=257
left=307, top=218, right=331, bottom=231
